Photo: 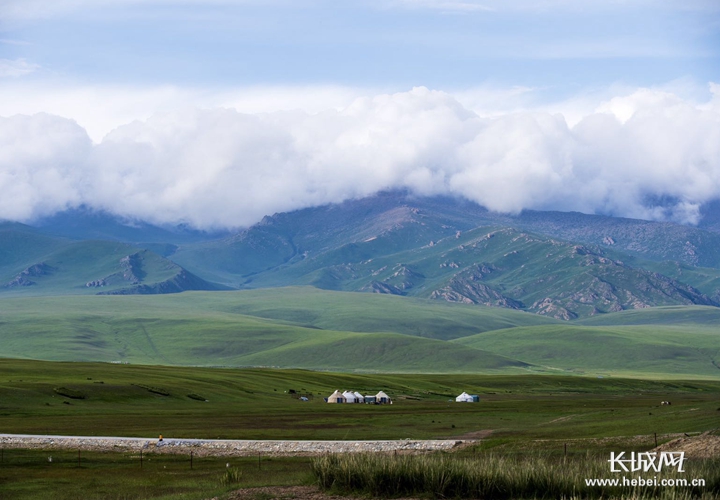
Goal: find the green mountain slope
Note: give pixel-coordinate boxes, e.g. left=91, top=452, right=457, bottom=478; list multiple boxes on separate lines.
left=0, top=225, right=224, bottom=296
left=512, top=209, right=720, bottom=268
left=8, top=192, right=720, bottom=320
left=32, top=207, right=227, bottom=245
left=168, top=193, right=720, bottom=319
left=235, top=225, right=718, bottom=319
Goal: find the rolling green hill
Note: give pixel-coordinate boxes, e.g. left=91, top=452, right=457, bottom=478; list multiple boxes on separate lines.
left=455, top=323, right=720, bottom=378
left=217, top=287, right=558, bottom=340
left=0, top=290, right=718, bottom=378
left=575, top=304, right=720, bottom=326
left=0, top=291, right=530, bottom=373
left=0, top=225, right=225, bottom=296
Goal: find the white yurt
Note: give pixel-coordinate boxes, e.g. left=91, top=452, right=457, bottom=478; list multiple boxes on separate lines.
left=327, top=390, right=346, bottom=403
left=456, top=392, right=474, bottom=403
left=375, top=391, right=391, bottom=404
left=343, top=390, right=358, bottom=403
left=353, top=391, right=365, bottom=403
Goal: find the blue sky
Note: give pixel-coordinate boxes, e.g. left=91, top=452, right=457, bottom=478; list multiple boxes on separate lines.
left=2, top=0, right=719, bottom=92
left=1, top=1, right=720, bottom=228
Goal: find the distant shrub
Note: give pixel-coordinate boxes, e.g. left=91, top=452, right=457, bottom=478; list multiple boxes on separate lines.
left=53, top=387, right=85, bottom=399
left=132, top=384, right=170, bottom=396
left=187, top=393, right=207, bottom=401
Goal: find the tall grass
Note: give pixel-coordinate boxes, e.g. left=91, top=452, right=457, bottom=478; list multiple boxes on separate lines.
left=311, top=453, right=720, bottom=499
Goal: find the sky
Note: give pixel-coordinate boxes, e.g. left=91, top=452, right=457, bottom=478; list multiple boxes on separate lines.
left=1, top=0, right=720, bottom=229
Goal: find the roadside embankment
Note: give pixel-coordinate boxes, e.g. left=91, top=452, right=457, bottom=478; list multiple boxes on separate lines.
left=654, top=431, right=720, bottom=459
left=0, top=434, right=464, bottom=457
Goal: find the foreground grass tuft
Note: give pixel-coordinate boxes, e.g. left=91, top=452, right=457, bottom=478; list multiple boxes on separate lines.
left=312, top=453, right=720, bottom=499
left=220, top=466, right=243, bottom=485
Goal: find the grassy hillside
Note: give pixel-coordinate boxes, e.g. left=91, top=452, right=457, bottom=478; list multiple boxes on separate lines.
left=0, top=225, right=224, bottom=296
left=576, top=304, right=720, bottom=326
left=0, top=291, right=530, bottom=373
left=1, top=290, right=719, bottom=377
left=236, top=224, right=719, bottom=320
left=8, top=193, right=720, bottom=322
left=512, top=209, right=720, bottom=268
left=220, top=287, right=558, bottom=340
left=455, top=323, right=720, bottom=378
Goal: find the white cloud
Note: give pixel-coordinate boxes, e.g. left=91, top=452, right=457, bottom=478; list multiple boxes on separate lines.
left=0, top=113, right=92, bottom=220
left=0, top=83, right=371, bottom=142
left=0, top=58, right=40, bottom=78
left=1, top=84, right=719, bottom=228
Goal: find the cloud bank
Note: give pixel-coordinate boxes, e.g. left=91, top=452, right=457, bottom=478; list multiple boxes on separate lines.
left=1, top=85, right=719, bottom=229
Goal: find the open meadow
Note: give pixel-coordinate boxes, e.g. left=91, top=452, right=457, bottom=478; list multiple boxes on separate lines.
left=1, top=290, right=719, bottom=378
left=1, top=290, right=719, bottom=498
left=1, top=359, right=719, bottom=498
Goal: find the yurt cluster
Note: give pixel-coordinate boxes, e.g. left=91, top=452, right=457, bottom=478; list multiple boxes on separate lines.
left=325, top=390, right=391, bottom=404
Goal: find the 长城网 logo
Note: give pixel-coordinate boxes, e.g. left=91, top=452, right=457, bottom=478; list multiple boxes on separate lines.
left=608, top=452, right=685, bottom=473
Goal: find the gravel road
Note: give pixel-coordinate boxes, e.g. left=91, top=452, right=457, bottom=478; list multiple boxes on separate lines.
left=0, top=433, right=465, bottom=457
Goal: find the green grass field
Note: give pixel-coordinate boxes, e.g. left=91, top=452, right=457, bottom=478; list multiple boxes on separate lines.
left=2, top=358, right=719, bottom=440
left=1, top=289, right=719, bottom=377
left=455, top=323, right=720, bottom=378
left=0, top=290, right=533, bottom=373
left=2, top=359, right=720, bottom=499
left=0, top=448, right=313, bottom=500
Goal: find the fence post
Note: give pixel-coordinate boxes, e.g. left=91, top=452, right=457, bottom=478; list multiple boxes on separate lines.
left=190, top=451, right=193, bottom=469
left=654, top=433, right=658, bottom=448
left=564, top=443, right=567, bottom=456
left=140, top=449, right=143, bottom=469
left=258, top=452, right=261, bottom=470
left=78, top=450, right=81, bottom=468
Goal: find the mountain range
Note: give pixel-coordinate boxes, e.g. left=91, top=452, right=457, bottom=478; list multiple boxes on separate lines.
left=2, top=191, right=720, bottom=320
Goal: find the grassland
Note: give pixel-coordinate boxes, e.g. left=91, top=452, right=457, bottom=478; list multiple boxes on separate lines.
left=1, top=289, right=719, bottom=377
left=0, top=448, right=312, bottom=500
left=455, top=323, right=720, bottom=378
left=0, top=290, right=537, bottom=373
left=312, top=453, right=720, bottom=499
left=2, top=358, right=719, bottom=440
left=2, top=359, right=720, bottom=499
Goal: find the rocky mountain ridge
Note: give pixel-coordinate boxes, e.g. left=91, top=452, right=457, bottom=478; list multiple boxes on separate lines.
left=6, top=192, right=720, bottom=319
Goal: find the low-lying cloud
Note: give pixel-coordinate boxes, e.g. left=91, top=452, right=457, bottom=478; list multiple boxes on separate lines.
left=1, top=85, right=719, bottom=229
